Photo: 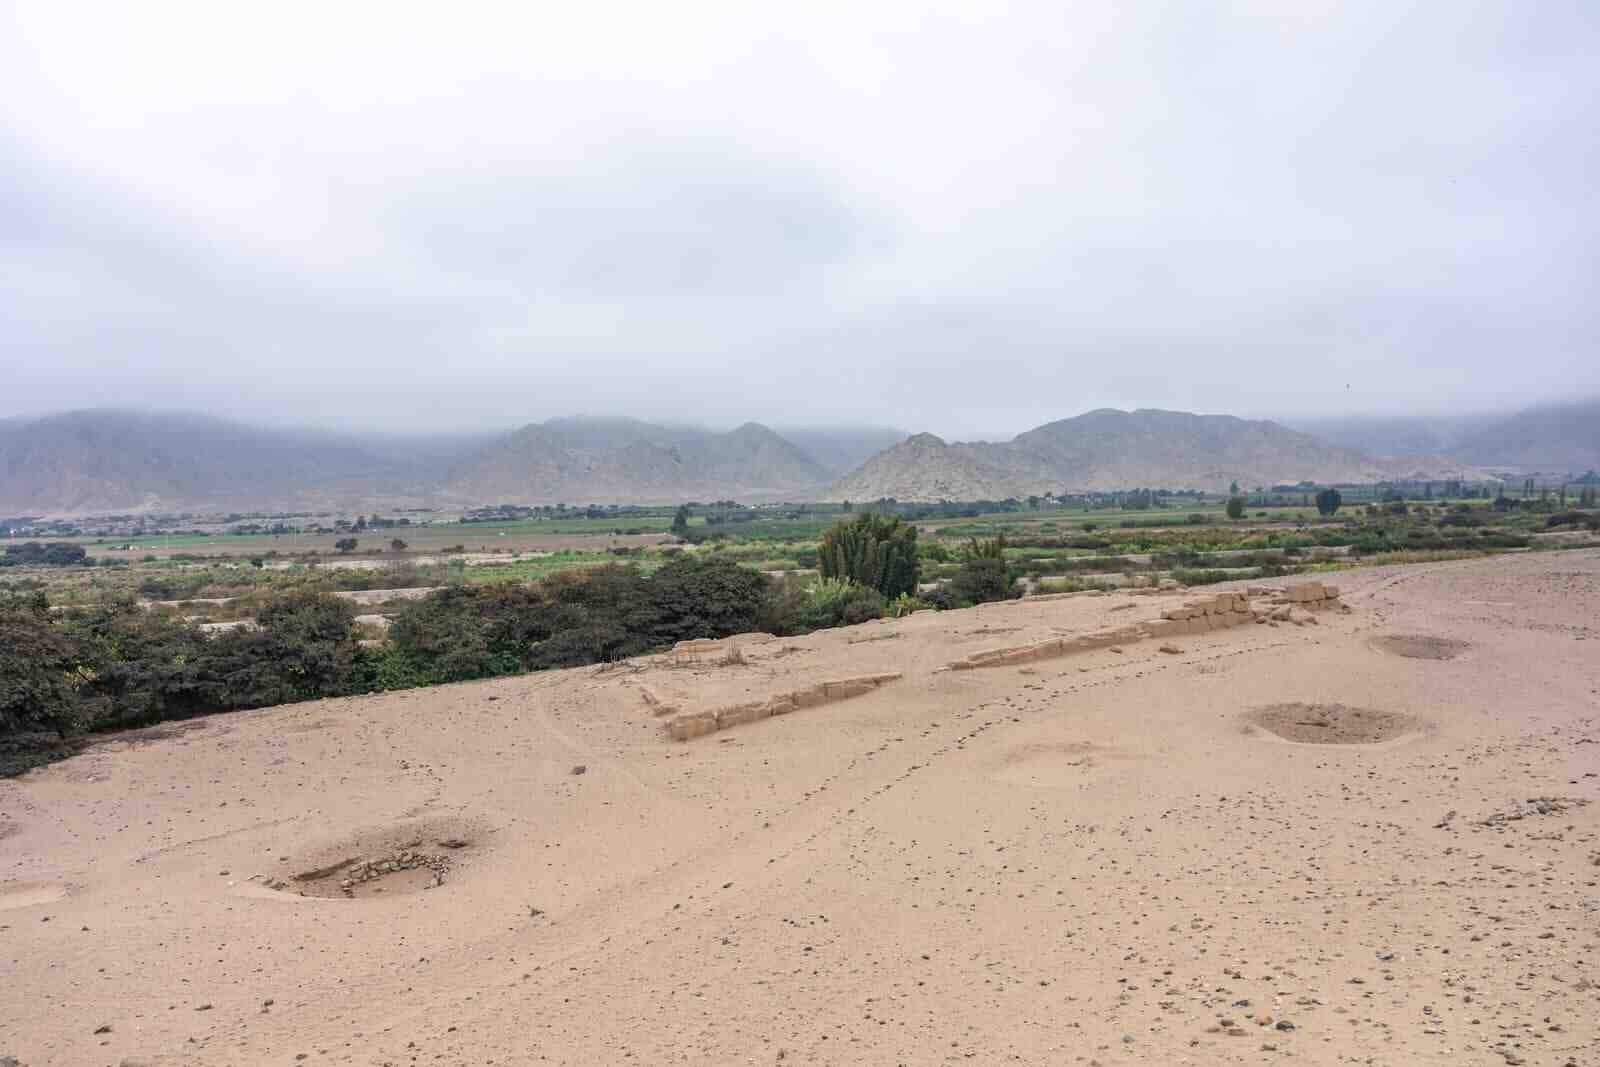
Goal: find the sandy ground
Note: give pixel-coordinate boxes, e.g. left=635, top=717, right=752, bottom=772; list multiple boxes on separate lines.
left=2, top=550, right=1598, bottom=1066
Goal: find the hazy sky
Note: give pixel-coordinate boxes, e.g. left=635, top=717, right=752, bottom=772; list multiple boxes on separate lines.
left=3, top=1, right=1596, bottom=438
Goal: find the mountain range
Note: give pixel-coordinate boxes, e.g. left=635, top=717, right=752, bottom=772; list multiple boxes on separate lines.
left=0, top=400, right=1594, bottom=515
left=829, top=409, right=1480, bottom=501
left=442, top=418, right=834, bottom=505
left=0, top=411, right=899, bottom=515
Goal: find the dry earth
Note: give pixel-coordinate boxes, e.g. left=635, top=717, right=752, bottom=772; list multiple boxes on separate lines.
left=3, top=551, right=1599, bottom=1066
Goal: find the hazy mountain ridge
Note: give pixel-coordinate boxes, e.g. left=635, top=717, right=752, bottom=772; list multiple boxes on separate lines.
left=442, top=416, right=831, bottom=504
left=1278, top=414, right=1498, bottom=458
left=829, top=409, right=1485, bottom=500
left=1282, top=402, right=1599, bottom=476
left=1446, top=399, right=1600, bottom=473
left=2, top=402, right=1590, bottom=515
left=0, top=410, right=481, bottom=515
left=769, top=426, right=910, bottom=479
left=0, top=410, right=873, bottom=514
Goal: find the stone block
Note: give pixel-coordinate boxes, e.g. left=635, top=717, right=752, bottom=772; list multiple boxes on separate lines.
left=668, top=711, right=718, bottom=741
left=716, top=701, right=770, bottom=729
left=791, top=684, right=831, bottom=707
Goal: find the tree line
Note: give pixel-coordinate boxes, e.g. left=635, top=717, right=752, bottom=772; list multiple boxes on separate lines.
left=2, top=515, right=1021, bottom=760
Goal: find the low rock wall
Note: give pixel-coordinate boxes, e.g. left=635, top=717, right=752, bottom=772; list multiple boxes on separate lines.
left=666, top=672, right=904, bottom=741
left=950, top=583, right=1343, bottom=670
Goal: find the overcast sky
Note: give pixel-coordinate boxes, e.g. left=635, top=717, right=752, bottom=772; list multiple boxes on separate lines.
left=2, top=1, right=1596, bottom=438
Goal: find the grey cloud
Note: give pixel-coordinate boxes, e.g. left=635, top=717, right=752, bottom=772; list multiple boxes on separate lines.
left=403, top=147, right=886, bottom=300
left=1, top=1, right=1597, bottom=437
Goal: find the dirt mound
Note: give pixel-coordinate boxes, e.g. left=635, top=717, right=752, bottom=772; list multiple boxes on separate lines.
left=1371, top=634, right=1471, bottom=661
left=1244, top=703, right=1421, bottom=745
left=0, top=881, right=70, bottom=911
left=269, top=816, right=489, bottom=900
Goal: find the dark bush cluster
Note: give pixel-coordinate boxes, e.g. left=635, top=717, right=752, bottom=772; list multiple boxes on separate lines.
left=376, top=557, right=773, bottom=685
left=925, top=534, right=1017, bottom=609
left=766, top=577, right=886, bottom=634
left=2, top=590, right=364, bottom=742
left=1, top=541, right=89, bottom=567
left=1, top=557, right=780, bottom=757
left=1546, top=511, right=1600, bottom=531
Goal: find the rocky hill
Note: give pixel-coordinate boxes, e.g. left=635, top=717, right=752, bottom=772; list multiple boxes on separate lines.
left=441, top=417, right=830, bottom=504
left=829, top=408, right=1454, bottom=500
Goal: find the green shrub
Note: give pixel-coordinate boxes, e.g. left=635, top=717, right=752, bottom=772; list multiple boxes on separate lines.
left=817, top=513, right=919, bottom=598
left=644, top=556, right=773, bottom=647
left=386, top=558, right=773, bottom=681
left=964, top=532, right=1006, bottom=561
left=198, top=593, right=363, bottom=709
left=885, top=592, right=931, bottom=618
left=59, top=602, right=213, bottom=730
left=0, top=593, right=94, bottom=737
left=772, top=577, right=886, bottom=633
left=941, top=556, right=1014, bottom=607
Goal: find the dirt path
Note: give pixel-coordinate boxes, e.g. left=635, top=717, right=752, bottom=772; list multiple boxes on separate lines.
left=2, top=551, right=1597, bottom=1065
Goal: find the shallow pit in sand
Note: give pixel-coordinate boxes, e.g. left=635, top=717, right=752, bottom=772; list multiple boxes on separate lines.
left=1244, top=703, right=1421, bottom=745
left=270, top=815, right=490, bottom=900
left=1371, top=634, right=1471, bottom=661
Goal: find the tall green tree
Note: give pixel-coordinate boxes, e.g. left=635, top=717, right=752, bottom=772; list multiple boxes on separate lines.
left=817, top=513, right=919, bottom=598
left=1315, top=488, right=1343, bottom=516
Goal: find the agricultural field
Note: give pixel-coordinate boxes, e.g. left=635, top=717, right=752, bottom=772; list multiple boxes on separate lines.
left=4, top=496, right=1594, bottom=629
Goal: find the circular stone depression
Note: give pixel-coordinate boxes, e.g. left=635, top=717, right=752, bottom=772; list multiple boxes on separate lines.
left=1244, top=703, right=1422, bottom=745
left=1371, top=634, right=1471, bottom=661
left=272, top=815, right=490, bottom=900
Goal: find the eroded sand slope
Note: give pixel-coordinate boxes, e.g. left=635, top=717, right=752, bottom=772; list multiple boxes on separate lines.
left=2, top=551, right=1598, bottom=1065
